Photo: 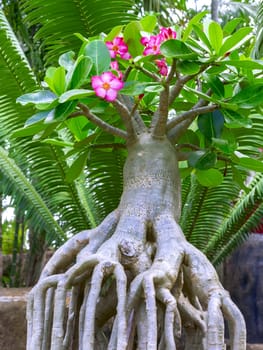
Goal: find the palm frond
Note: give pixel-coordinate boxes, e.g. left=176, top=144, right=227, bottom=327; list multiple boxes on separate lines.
left=205, top=174, right=263, bottom=265
left=20, top=0, right=137, bottom=65
left=87, top=145, right=126, bottom=221
left=0, top=11, right=102, bottom=239
left=252, top=1, right=263, bottom=58
left=180, top=172, right=240, bottom=251
left=0, top=146, right=67, bottom=244
left=233, top=114, right=263, bottom=157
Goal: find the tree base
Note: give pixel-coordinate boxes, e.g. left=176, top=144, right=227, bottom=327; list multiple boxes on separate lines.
left=27, top=210, right=246, bottom=350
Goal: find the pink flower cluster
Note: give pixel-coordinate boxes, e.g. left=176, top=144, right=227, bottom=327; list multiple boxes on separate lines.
left=91, top=28, right=177, bottom=101
left=106, top=37, right=131, bottom=60
left=91, top=37, right=131, bottom=102
left=141, top=27, right=177, bottom=76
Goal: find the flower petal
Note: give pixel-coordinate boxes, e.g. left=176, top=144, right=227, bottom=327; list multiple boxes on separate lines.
left=110, top=78, right=124, bottom=90
left=101, top=71, right=114, bottom=83
left=91, top=76, right=103, bottom=89
left=95, top=87, right=107, bottom=98
left=105, top=88, right=118, bottom=101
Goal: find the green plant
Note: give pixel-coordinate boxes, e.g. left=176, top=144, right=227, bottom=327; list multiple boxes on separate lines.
left=13, top=13, right=263, bottom=349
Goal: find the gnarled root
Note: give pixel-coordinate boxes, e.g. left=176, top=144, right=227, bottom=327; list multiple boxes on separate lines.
left=27, top=211, right=246, bottom=350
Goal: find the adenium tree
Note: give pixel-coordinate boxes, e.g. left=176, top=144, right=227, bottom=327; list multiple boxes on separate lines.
left=17, top=13, right=263, bottom=350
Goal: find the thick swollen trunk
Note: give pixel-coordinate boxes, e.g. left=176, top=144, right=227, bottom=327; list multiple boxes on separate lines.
left=27, top=133, right=246, bottom=350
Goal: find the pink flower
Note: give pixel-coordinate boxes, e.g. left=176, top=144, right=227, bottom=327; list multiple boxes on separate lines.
left=91, top=72, right=124, bottom=102
left=155, top=58, right=168, bottom=76
left=159, top=27, right=177, bottom=41
left=141, top=27, right=177, bottom=57
left=106, top=37, right=131, bottom=60
left=141, top=35, right=162, bottom=56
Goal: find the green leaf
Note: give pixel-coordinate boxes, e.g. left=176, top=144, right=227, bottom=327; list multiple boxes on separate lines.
left=192, top=24, right=212, bottom=52
left=45, top=66, right=66, bottom=95
left=183, top=11, right=209, bottom=41
left=204, top=74, right=224, bottom=97
left=195, top=168, right=223, bottom=187
left=105, top=25, right=123, bottom=41
left=11, top=122, right=48, bottom=138
left=123, top=21, right=143, bottom=57
left=233, top=157, right=263, bottom=172
left=229, top=84, right=263, bottom=108
left=48, top=101, right=77, bottom=123
left=177, top=61, right=200, bottom=75
left=16, top=90, right=57, bottom=106
left=222, top=60, right=263, bottom=70
left=83, top=40, right=111, bottom=75
left=178, top=129, right=200, bottom=147
left=67, top=55, right=93, bottom=89
left=42, top=139, right=74, bottom=147
left=121, top=81, right=158, bottom=95
left=208, top=21, right=223, bottom=54
left=66, top=116, right=90, bottom=141
left=25, top=110, right=53, bottom=126
left=198, top=110, right=224, bottom=139
left=59, top=89, right=94, bottom=103
left=188, top=150, right=217, bottom=170
left=160, top=39, right=198, bottom=60
left=66, top=151, right=89, bottom=182
left=223, top=18, right=243, bottom=35
left=222, top=109, right=252, bottom=128
left=183, top=86, right=215, bottom=103
left=219, top=27, right=253, bottom=56
left=140, top=15, right=157, bottom=32
left=58, top=51, right=75, bottom=71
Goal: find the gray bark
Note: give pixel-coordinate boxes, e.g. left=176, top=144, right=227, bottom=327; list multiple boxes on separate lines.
left=26, top=133, right=246, bottom=350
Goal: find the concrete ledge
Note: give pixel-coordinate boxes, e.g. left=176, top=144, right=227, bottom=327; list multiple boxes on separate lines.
left=1, top=288, right=263, bottom=349
left=0, top=288, right=29, bottom=350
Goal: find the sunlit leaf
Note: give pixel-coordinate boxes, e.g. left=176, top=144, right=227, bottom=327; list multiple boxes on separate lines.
left=195, top=168, right=223, bottom=187
left=83, top=40, right=111, bottom=75
left=16, top=90, right=57, bottom=106
left=208, top=21, right=223, bottom=54
left=160, top=39, right=198, bottom=59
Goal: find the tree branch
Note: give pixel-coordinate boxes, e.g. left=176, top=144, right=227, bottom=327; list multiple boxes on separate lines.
left=151, top=85, right=169, bottom=138
left=119, top=95, right=147, bottom=133
left=134, top=64, right=161, bottom=82
left=168, top=65, right=208, bottom=106
left=167, top=99, right=215, bottom=142
left=112, top=98, right=138, bottom=143
left=77, top=103, right=128, bottom=140
left=166, top=104, right=218, bottom=132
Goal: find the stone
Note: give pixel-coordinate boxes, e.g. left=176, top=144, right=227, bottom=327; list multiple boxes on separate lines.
left=0, top=288, right=29, bottom=350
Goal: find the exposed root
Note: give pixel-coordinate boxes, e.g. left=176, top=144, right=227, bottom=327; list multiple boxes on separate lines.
left=27, top=212, right=246, bottom=350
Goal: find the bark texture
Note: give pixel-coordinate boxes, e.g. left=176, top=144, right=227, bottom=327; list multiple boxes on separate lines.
left=27, top=133, right=246, bottom=350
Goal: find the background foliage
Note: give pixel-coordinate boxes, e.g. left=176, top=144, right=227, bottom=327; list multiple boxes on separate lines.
left=0, top=0, right=263, bottom=287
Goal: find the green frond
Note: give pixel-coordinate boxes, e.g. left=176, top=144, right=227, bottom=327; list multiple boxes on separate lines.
left=0, top=146, right=67, bottom=244
left=180, top=172, right=240, bottom=252
left=87, top=145, right=126, bottom=221
left=206, top=174, right=263, bottom=265
left=22, top=141, right=99, bottom=234
left=20, top=0, right=137, bottom=65
left=0, top=9, right=37, bottom=140
left=234, top=114, right=263, bottom=157
left=0, top=9, right=37, bottom=95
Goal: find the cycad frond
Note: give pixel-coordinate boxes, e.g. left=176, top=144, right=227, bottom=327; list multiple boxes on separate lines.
left=20, top=0, right=136, bottom=65
left=0, top=11, right=101, bottom=239
left=0, top=146, right=66, bottom=244
left=206, top=174, right=263, bottom=265
left=87, top=146, right=126, bottom=221
left=251, top=0, right=263, bottom=58
left=180, top=172, right=240, bottom=251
